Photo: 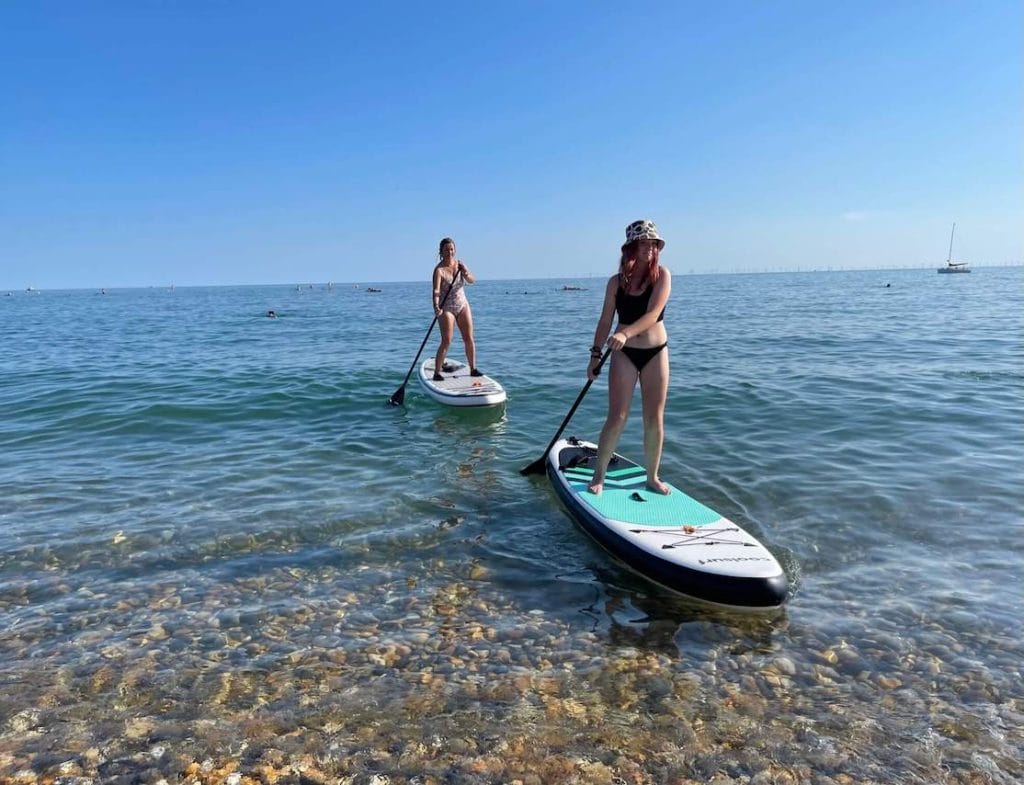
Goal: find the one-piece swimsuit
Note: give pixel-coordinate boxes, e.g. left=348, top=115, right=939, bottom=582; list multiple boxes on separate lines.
left=439, top=270, right=468, bottom=316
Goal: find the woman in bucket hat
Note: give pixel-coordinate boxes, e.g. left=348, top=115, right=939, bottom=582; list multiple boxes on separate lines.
left=586, top=220, right=673, bottom=495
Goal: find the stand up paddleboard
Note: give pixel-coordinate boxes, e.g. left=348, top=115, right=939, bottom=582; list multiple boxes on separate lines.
left=548, top=437, right=787, bottom=608
left=417, top=359, right=506, bottom=407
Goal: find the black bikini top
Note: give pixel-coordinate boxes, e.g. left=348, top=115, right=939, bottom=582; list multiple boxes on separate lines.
left=616, top=281, right=664, bottom=325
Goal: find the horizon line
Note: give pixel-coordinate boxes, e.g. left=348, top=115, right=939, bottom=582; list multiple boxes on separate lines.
left=5, top=263, right=1023, bottom=293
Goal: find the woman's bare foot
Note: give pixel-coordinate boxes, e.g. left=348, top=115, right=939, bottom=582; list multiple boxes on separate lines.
left=587, top=481, right=603, bottom=495
left=646, top=477, right=671, bottom=495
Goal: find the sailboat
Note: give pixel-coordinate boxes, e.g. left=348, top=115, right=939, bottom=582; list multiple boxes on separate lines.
left=938, top=223, right=970, bottom=273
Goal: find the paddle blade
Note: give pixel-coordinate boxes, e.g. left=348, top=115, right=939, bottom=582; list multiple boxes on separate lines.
left=519, top=456, right=548, bottom=476
left=388, top=386, right=405, bottom=407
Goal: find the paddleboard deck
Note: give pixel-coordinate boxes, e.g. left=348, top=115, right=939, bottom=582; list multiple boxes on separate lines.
left=547, top=438, right=788, bottom=608
left=417, top=359, right=506, bottom=407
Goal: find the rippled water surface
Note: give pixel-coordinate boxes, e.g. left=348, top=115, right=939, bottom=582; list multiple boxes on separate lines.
left=1, top=269, right=1022, bottom=784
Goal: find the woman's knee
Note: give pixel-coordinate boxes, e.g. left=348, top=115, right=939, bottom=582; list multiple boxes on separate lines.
left=642, top=412, right=665, bottom=435
left=643, top=421, right=664, bottom=439
left=605, top=409, right=629, bottom=431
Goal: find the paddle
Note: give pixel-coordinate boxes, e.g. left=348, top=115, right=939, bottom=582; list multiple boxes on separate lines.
left=387, top=269, right=462, bottom=406
left=519, top=346, right=611, bottom=475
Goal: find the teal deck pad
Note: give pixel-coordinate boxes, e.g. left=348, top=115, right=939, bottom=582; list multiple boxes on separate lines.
left=563, top=464, right=644, bottom=479
left=563, top=466, right=646, bottom=489
left=565, top=478, right=723, bottom=527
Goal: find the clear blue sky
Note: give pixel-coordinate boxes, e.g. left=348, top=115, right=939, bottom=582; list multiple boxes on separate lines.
left=2, top=1, right=1021, bottom=288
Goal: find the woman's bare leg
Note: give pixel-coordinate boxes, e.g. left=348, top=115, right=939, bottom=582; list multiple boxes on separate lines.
left=588, top=353, right=639, bottom=494
left=456, top=305, right=476, bottom=370
left=434, top=313, right=455, bottom=375
left=639, top=349, right=670, bottom=494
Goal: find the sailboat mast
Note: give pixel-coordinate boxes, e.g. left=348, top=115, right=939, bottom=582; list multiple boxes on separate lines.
left=947, top=222, right=956, bottom=264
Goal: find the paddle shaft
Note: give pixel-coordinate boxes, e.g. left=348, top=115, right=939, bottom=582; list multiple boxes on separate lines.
left=388, top=269, right=462, bottom=405
left=520, top=346, right=611, bottom=475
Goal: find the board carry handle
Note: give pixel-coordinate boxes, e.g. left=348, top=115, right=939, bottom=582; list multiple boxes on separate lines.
left=387, top=269, right=463, bottom=406
left=519, top=346, right=611, bottom=475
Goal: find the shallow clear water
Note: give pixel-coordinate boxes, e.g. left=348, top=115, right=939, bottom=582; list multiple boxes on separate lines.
left=1, top=269, right=1022, bottom=783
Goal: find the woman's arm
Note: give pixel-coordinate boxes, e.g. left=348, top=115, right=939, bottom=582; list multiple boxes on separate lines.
left=588, top=276, right=619, bottom=375
left=432, top=268, right=443, bottom=314
left=614, top=268, right=672, bottom=342
left=591, top=275, right=618, bottom=347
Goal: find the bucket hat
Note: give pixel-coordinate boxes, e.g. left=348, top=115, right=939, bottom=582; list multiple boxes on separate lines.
left=622, top=219, right=665, bottom=250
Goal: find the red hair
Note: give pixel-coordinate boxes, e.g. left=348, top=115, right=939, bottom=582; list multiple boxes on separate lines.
left=619, top=242, right=661, bottom=288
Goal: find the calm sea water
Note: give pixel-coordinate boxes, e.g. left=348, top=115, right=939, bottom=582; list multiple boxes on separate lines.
left=1, top=269, right=1022, bottom=783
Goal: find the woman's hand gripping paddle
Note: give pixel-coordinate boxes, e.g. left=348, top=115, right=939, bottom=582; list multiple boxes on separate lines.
left=519, top=347, right=611, bottom=475
left=387, top=270, right=462, bottom=407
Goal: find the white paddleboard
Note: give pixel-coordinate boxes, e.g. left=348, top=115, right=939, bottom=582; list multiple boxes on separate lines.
left=547, top=437, right=788, bottom=608
left=417, top=359, right=506, bottom=407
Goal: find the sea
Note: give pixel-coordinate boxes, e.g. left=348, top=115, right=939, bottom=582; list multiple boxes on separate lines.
left=1, top=267, right=1022, bottom=784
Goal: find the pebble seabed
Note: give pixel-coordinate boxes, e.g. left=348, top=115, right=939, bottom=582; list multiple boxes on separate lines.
left=1, top=558, right=1021, bottom=785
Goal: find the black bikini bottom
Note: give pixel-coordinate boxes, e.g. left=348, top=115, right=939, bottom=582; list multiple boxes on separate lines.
left=620, top=342, right=667, bottom=372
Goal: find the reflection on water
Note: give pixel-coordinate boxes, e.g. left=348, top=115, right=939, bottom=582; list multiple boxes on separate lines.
left=570, top=562, right=784, bottom=657
left=430, top=401, right=509, bottom=432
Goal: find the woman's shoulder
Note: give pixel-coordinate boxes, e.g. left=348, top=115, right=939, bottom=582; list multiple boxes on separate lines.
left=653, top=266, right=672, bottom=296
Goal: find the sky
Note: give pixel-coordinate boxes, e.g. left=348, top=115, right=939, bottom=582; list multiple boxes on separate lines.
left=2, top=1, right=1021, bottom=289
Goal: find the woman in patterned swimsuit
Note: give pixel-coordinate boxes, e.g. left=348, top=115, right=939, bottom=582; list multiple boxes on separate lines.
left=432, top=237, right=483, bottom=381
left=586, top=220, right=673, bottom=496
